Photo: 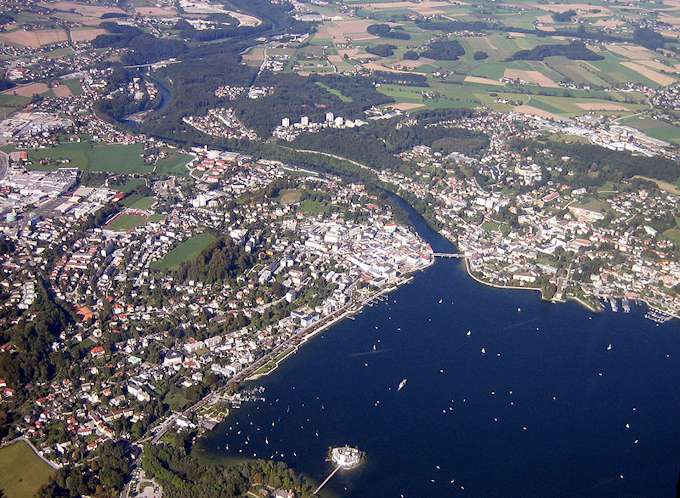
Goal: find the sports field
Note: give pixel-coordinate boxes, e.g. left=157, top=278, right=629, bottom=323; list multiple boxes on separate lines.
left=28, top=142, right=151, bottom=173
left=0, top=440, right=55, bottom=498
left=151, top=233, right=217, bottom=271
left=105, top=213, right=149, bottom=231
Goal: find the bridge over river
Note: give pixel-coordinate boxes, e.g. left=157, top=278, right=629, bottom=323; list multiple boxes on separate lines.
left=432, top=252, right=464, bottom=259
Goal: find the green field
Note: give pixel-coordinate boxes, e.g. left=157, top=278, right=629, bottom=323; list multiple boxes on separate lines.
left=316, top=82, right=353, bottom=102
left=278, top=189, right=303, bottom=205
left=28, top=141, right=150, bottom=173
left=123, top=195, right=156, bottom=210
left=0, top=440, right=55, bottom=498
left=0, top=93, right=30, bottom=119
left=622, top=117, right=680, bottom=144
left=105, top=213, right=149, bottom=231
left=111, top=177, right=146, bottom=193
left=155, top=149, right=193, bottom=175
left=151, top=232, right=217, bottom=271
left=62, top=78, right=83, bottom=96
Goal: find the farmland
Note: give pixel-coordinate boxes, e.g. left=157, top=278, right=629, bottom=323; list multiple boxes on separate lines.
left=0, top=440, right=55, bottom=498
left=278, top=0, right=680, bottom=127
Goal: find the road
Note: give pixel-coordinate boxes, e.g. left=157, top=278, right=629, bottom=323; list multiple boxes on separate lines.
left=1, top=436, right=61, bottom=470
left=0, top=150, right=9, bottom=181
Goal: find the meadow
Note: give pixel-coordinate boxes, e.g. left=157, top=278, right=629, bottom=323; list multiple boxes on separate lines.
left=151, top=233, right=217, bottom=271
left=0, top=440, right=55, bottom=498
left=28, top=141, right=151, bottom=173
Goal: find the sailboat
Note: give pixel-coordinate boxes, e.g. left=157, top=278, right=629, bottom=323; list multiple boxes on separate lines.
left=398, top=379, right=408, bottom=391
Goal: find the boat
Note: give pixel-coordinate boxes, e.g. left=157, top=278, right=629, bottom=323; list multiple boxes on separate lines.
left=438, top=298, right=443, bottom=304
left=481, top=347, right=486, bottom=354
left=398, top=379, right=407, bottom=391
left=607, top=343, right=612, bottom=351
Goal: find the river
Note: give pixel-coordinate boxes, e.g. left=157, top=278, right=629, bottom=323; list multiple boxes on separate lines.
left=198, top=195, right=680, bottom=497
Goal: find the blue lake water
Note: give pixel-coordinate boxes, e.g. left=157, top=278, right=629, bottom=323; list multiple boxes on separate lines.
left=199, top=199, right=680, bottom=498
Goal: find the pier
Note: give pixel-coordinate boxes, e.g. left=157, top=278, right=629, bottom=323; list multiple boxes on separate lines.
left=314, top=465, right=341, bottom=495
left=433, top=252, right=464, bottom=258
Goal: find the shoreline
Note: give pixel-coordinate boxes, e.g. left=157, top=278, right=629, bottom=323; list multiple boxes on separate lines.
left=245, top=262, right=430, bottom=382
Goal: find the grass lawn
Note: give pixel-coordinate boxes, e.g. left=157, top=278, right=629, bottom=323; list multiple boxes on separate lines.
left=62, top=78, right=83, bottom=96
left=316, top=82, right=353, bottom=102
left=151, top=232, right=217, bottom=271
left=0, top=440, right=55, bottom=498
left=124, top=195, right=155, bottom=210
left=0, top=93, right=30, bottom=119
left=155, top=149, right=193, bottom=175
left=111, top=177, right=146, bottom=193
left=278, top=189, right=302, bottom=205
left=663, top=228, right=680, bottom=246
left=482, top=220, right=511, bottom=236
left=28, top=141, right=151, bottom=173
left=621, top=117, right=680, bottom=144
left=105, top=213, right=149, bottom=232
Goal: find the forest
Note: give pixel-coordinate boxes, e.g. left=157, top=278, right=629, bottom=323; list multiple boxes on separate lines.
left=294, top=109, right=488, bottom=171
left=509, top=41, right=603, bottom=61
left=232, top=73, right=393, bottom=136
left=367, top=23, right=411, bottom=40
left=93, top=23, right=188, bottom=65
left=420, top=39, right=466, bottom=60
left=515, top=139, right=680, bottom=186
left=366, top=44, right=397, bottom=57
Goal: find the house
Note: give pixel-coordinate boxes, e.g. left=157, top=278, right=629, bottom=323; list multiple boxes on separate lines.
left=90, top=345, right=105, bottom=358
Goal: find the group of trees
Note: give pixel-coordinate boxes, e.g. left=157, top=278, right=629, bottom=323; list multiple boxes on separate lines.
left=232, top=73, right=392, bottom=136
left=174, top=235, right=254, bottom=284
left=552, top=10, right=577, bottom=22
left=93, top=23, right=188, bottom=65
left=367, top=23, right=411, bottom=40
left=0, top=72, right=15, bottom=91
left=293, top=108, right=487, bottom=171
left=514, top=139, right=680, bottom=186
left=509, top=41, right=603, bottom=61
left=633, top=27, right=666, bottom=49
left=0, top=235, right=14, bottom=255
left=421, top=39, right=466, bottom=60
left=366, top=43, right=397, bottom=57
left=0, top=277, right=74, bottom=391
left=142, top=443, right=318, bottom=498
left=38, top=441, right=131, bottom=498
left=416, top=16, right=667, bottom=48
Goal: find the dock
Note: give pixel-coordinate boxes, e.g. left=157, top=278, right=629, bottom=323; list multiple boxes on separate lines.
left=314, top=465, right=341, bottom=495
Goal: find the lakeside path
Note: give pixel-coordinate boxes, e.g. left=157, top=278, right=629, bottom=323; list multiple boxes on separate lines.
left=143, top=258, right=434, bottom=447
